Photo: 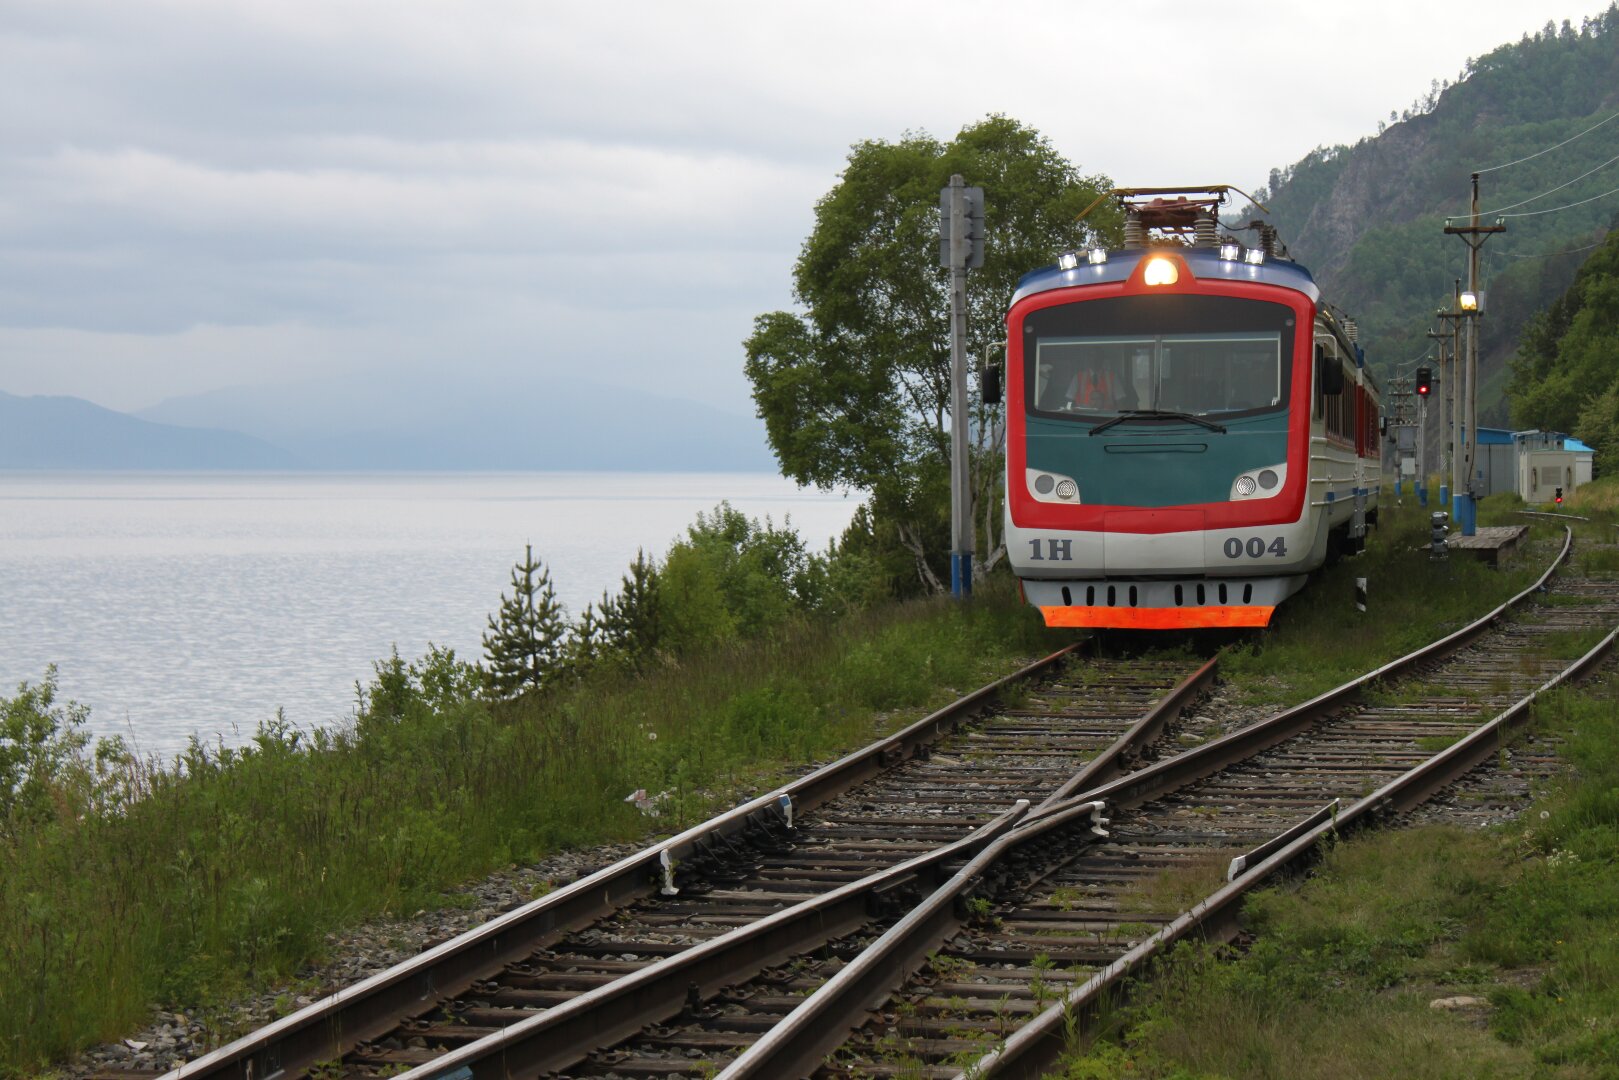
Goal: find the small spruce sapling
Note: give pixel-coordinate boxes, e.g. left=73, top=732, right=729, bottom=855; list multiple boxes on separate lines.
left=482, top=544, right=569, bottom=698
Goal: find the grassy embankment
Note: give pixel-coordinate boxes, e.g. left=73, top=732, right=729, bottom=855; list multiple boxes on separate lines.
left=0, top=582, right=1064, bottom=1076
left=1051, top=482, right=1619, bottom=1079
left=4, top=484, right=1606, bottom=1076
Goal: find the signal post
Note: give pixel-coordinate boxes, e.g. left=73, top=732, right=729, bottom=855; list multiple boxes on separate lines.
left=940, top=175, right=985, bottom=598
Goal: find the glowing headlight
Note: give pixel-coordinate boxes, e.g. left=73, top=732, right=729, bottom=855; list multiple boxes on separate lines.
left=1055, top=479, right=1078, bottom=500
left=1459, top=291, right=1480, bottom=311
left=1143, top=257, right=1178, bottom=286
left=1087, top=247, right=1108, bottom=265
left=1219, top=242, right=1241, bottom=262
left=1234, top=475, right=1258, bottom=496
left=1057, top=252, right=1080, bottom=271
left=1244, top=249, right=1265, bottom=265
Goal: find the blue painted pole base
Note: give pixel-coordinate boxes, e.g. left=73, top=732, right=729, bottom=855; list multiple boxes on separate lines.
left=950, top=551, right=973, bottom=598
left=1455, top=492, right=1477, bottom=537
left=1417, top=484, right=1427, bottom=507
left=1395, top=479, right=1404, bottom=496
left=1440, top=484, right=1449, bottom=504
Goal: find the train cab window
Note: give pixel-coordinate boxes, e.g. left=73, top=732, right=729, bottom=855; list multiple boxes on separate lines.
left=1024, top=294, right=1294, bottom=423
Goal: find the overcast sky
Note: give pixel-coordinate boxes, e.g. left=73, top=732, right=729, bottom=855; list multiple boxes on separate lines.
left=1, top=0, right=1611, bottom=418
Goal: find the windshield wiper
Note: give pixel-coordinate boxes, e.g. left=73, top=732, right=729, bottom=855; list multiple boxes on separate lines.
left=1088, top=409, right=1227, bottom=436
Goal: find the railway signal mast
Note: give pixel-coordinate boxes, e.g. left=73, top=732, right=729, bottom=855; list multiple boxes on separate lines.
left=941, top=175, right=985, bottom=598
left=1424, top=324, right=1452, bottom=504
left=1414, top=366, right=1433, bottom=506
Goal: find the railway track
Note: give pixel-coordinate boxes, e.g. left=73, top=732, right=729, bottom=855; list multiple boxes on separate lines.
left=108, top=527, right=1619, bottom=1080
left=144, top=646, right=1215, bottom=1080
left=359, top=528, right=1619, bottom=1080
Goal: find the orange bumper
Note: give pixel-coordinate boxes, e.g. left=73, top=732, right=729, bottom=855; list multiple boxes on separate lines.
left=1039, top=605, right=1275, bottom=630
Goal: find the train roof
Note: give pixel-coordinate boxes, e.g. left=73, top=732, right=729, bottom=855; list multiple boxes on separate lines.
left=1012, top=247, right=1322, bottom=308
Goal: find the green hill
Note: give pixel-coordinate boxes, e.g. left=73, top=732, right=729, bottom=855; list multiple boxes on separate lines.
left=1237, top=6, right=1619, bottom=423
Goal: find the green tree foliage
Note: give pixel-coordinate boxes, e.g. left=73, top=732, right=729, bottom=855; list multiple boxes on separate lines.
left=1509, top=225, right=1619, bottom=474
left=573, top=548, right=663, bottom=672
left=658, top=503, right=827, bottom=652
left=1, top=668, right=99, bottom=840
left=481, top=544, right=569, bottom=698
left=744, top=115, right=1118, bottom=594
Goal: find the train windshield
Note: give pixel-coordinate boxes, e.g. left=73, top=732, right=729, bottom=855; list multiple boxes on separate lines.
left=1023, top=294, right=1294, bottom=421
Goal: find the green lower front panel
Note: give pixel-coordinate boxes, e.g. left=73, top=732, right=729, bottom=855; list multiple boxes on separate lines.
left=1025, top=412, right=1289, bottom=509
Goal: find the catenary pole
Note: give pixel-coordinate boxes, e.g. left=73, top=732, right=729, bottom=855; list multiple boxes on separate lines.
left=1444, top=176, right=1504, bottom=535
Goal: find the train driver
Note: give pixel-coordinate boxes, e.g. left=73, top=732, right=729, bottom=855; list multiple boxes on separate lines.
left=1066, top=349, right=1139, bottom=411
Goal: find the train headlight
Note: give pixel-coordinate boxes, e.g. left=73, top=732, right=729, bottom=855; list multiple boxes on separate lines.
left=1143, top=257, right=1178, bottom=286
left=1057, top=252, right=1080, bottom=271
left=1026, top=468, right=1081, bottom=504
left=1230, top=463, right=1287, bottom=501
left=1244, top=249, right=1265, bottom=265
left=1219, top=242, right=1241, bottom=262
left=1087, top=247, right=1108, bottom=265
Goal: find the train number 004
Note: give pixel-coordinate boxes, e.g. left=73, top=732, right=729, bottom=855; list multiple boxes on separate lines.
left=1223, top=536, right=1287, bottom=559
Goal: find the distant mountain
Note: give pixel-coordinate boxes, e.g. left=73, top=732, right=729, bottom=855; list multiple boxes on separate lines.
left=1235, top=8, right=1619, bottom=423
left=0, top=391, right=303, bottom=469
left=134, top=372, right=778, bottom=471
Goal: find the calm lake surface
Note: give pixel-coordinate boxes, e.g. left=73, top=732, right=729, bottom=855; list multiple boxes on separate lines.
left=0, top=472, right=859, bottom=758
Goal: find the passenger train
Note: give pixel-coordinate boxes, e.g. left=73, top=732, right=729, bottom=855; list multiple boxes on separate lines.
left=998, top=188, right=1383, bottom=630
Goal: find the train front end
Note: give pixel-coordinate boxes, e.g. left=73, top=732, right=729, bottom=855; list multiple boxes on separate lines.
left=1006, top=238, right=1324, bottom=630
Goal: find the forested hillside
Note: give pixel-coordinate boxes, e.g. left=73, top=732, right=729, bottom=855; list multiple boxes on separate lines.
left=1239, top=7, right=1619, bottom=422
left=1508, top=226, right=1619, bottom=473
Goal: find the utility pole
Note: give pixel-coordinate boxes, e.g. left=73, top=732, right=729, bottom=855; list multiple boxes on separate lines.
left=1444, top=175, right=1505, bottom=536
left=1436, top=279, right=1466, bottom=508
left=940, top=175, right=984, bottom=598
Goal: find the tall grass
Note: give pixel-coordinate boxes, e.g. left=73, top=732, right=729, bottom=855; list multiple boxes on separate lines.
left=0, top=582, right=1063, bottom=1075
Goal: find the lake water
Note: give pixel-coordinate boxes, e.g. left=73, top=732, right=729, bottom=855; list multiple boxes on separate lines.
left=0, top=472, right=860, bottom=758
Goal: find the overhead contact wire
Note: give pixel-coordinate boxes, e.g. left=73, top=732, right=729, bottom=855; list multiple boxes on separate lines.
left=1501, top=238, right=1609, bottom=259
left=1475, top=107, right=1619, bottom=174
left=1498, top=182, right=1619, bottom=218
left=1478, top=150, right=1619, bottom=215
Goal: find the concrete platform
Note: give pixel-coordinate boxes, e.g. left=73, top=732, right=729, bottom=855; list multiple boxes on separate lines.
left=1445, top=524, right=1530, bottom=565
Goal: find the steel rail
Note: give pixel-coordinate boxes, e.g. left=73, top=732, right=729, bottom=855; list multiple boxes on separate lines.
left=1517, top=509, right=1591, bottom=523
left=1031, top=527, right=1570, bottom=821
left=717, top=529, right=1573, bottom=1078
left=969, top=615, right=1618, bottom=1079
left=386, top=652, right=1217, bottom=1079
left=715, top=796, right=1110, bottom=1078
left=1033, top=655, right=1218, bottom=813
left=397, top=804, right=1034, bottom=1080
left=159, top=643, right=1084, bottom=1080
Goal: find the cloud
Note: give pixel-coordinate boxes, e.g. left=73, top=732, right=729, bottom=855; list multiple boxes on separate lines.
left=3, top=0, right=1612, bottom=415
